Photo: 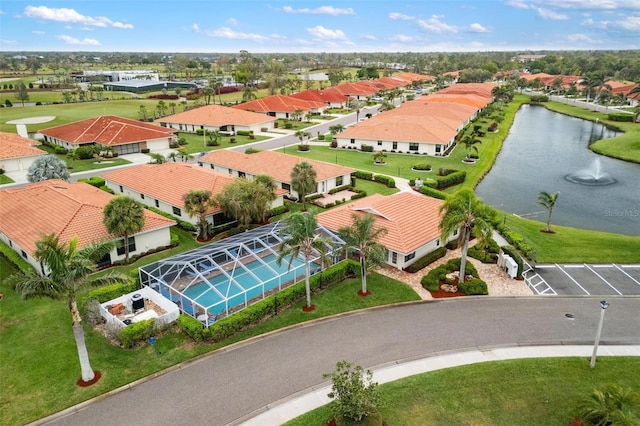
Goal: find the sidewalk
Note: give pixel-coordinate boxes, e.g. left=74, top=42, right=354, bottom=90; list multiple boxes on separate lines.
left=239, top=344, right=640, bottom=425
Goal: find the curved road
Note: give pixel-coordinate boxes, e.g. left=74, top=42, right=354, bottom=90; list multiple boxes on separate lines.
left=48, top=297, right=640, bottom=425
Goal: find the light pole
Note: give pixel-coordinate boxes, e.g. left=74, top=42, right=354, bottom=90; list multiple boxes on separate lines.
left=590, top=300, right=609, bottom=368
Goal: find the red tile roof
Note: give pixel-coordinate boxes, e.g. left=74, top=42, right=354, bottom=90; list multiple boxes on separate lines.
left=199, top=150, right=355, bottom=183
left=157, top=104, right=276, bottom=127
left=0, top=132, right=46, bottom=159
left=233, top=94, right=324, bottom=114
left=0, top=180, right=175, bottom=255
left=290, top=89, right=349, bottom=104
left=394, top=72, right=435, bottom=82
left=317, top=192, right=444, bottom=254
left=40, top=115, right=176, bottom=146
left=333, top=82, right=378, bottom=97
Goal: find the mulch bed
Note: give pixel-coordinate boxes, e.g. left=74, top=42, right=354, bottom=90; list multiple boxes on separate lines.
left=429, top=285, right=467, bottom=298
left=77, top=371, right=102, bottom=387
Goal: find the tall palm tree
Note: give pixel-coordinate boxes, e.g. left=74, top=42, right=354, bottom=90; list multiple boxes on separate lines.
left=14, top=234, right=127, bottom=383
left=577, top=385, right=640, bottom=426
left=338, top=213, right=388, bottom=295
left=439, top=189, right=494, bottom=286
left=329, top=124, right=346, bottom=135
left=291, top=161, right=317, bottom=211
left=537, top=191, right=559, bottom=232
left=27, top=154, right=70, bottom=183
left=461, top=135, right=482, bottom=159
left=183, top=190, right=215, bottom=240
left=103, top=196, right=145, bottom=263
left=277, top=211, right=334, bottom=310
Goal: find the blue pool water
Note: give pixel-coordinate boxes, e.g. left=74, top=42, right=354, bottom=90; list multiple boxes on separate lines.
left=181, top=254, right=310, bottom=316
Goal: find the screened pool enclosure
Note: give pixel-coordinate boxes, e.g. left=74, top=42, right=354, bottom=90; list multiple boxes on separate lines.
left=139, top=222, right=344, bottom=325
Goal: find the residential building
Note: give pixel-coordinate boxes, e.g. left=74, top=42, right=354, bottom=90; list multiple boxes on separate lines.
left=39, top=115, right=176, bottom=155
left=0, top=132, right=46, bottom=174
left=233, top=94, right=325, bottom=119
left=198, top=150, right=355, bottom=200
left=156, top=104, right=276, bottom=135
left=317, top=192, right=455, bottom=270
left=0, top=180, right=175, bottom=275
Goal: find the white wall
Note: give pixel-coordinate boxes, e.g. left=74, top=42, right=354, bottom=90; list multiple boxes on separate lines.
left=146, top=138, right=171, bottom=151
left=0, top=154, right=43, bottom=172
left=335, top=137, right=455, bottom=156
left=109, top=227, right=173, bottom=264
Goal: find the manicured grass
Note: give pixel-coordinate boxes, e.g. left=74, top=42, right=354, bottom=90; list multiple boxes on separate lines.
left=286, top=357, right=640, bottom=426
left=176, top=132, right=271, bottom=154
left=0, top=267, right=418, bottom=425
left=539, top=101, right=640, bottom=163
left=503, top=214, right=640, bottom=263
left=354, top=178, right=400, bottom=196
left=0, top=174, right=14, bottom=184
left=38, top=144, right=132, bottom=172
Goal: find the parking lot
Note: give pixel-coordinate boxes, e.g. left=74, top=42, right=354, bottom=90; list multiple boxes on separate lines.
left=524, top=264, right=640, bottom=296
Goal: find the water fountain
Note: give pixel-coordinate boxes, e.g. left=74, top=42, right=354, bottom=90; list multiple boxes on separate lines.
left=565, top=158, right=617, bottom=186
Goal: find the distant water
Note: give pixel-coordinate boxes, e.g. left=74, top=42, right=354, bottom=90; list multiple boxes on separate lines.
left=476, top=104, right=640, bottom=236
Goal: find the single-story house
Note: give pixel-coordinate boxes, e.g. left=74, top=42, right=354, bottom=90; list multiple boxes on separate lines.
left=198, top=150, right=355, bottom=201
left=39, top=115, right=177, bottom=155
left=317, top=192, right=456, bottom=270
left=155, top=104, right=277, bottom=135
left=0, top=132, right=46, bottom=173
left=102, top=162, right=285, bottom=228
left=0, top=180, right=175, bottom=275
left=289, top=88, right=349, bottom=108
left=332, top=82, right=378, bottom=101
left=233, top=94, right=326, bottom=119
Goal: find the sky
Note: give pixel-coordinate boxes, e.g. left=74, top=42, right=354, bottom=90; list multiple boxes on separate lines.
left=1, top=0, right=639, bottom=53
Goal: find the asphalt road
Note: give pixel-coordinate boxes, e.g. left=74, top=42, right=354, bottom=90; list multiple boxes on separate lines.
left=48, top=297, right=640, bottom=426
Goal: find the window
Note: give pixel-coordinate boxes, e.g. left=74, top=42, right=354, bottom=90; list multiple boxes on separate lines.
left=140, top=193, right=145, bottom=200
left=404, top=252, right=416, bottom=262
left=336, top=176, right=343, bottom=186
left=435, top=144, right=441, bottom=153
left=228, top=168, right=233, bottom=175
left=392, top=141, right=398, bottom=150
left=155, top=199, right=160, bottom=208
left=198, top=162, right=203, bottom=167
left=210, top=164, right=214, bottom=169
left=436, top=238, right=440, bottom=247
left=119, top=185, right=123, bottom=193
left=282, top=183, right=291, bottom=191
left=116, top=237, right=136, bottom=256
left=21, top=250, right=27, bottom=259
left=9, top=240, right=12, bottom=247
left=173, top=206, right=182, bottom=216
left=350, top=139, right=355, bottom=144
left=409, top=143, right=419, bottom=151
left=238, top=171, right=246, bottom=178
left=377, top=140, right=382, bottom=146
left=391, top=252, right=398, bottom=264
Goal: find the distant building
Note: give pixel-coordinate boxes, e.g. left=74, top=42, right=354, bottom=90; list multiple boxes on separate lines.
left=71, top=69, right=160, bottom=82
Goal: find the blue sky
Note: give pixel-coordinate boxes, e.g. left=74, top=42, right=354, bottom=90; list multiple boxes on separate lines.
left=1, top=1, right=639, bottom=52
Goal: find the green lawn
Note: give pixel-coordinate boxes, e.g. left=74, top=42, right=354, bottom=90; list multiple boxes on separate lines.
left=0, top=174, right=14, bottom=184
left=286, top=357, right=640, bottom=426
left=0, top=267, right=418, bottom=425
left=176, top=132, right=271, bottom=154
left=37, top=144, right=132, bottom=173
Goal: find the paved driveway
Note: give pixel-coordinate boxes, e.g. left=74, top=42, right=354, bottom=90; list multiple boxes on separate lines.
left=527, top=264, right=640, bottom=296
left=45, top=297, right=640, bottom=426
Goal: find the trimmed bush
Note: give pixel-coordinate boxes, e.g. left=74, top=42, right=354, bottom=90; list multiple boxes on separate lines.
left=427, top=171, right=466, bottom=189
left=373, top=174, right=395, bottom=188
left=141, top=148, right=151, bottom=154
left=405, top=247, right=447, bottom=273
left=530, top=95, right=549, bottom=102
left=353, top=170, right=373, bottom=180
left=236, top=130, right=253, bottom=136
left=328, top=184, right=352, bottom=195
left=78, top=176, right=105, bottom=188
left=244, top=147, right=262, bottom=154
left=458, top=278, right=488, bottom=295
left=178, top=314, right=205, bottom=341
left=350, top=191, right=367, bottom=200
left=317, top=134, right=325, bottom=141
left=360, top=144, right=374, bottom=152
left=421, top=257, right=479, bottom=292
left=418, top=185, right=448, bottom=200
left=413, top=163, right=431, bottom=171
left=330, top=141, right=338, bottom=148
left=607, top=113, right=633, bottom=122
left=54, top=145, right=67, bottom=155
left=84, top=281, right=137, bottom=304
left=500, top=245, right=524, bottom=278
left=445, top=239, right=459, bottom=250
left=298, top=144, right=310, bottom=151
left=99, top=185, right=114, bottom=194
left=468, top=238, right=500, bottom=263
left=268, top=205, right=289, bottom=217
left=120, top=319, right=156, bottom=349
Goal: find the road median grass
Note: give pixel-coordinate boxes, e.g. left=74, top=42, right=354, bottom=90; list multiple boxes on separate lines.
left=285, top=356, right=640, bottom=426
left=0, top=269, right=418, bottom=425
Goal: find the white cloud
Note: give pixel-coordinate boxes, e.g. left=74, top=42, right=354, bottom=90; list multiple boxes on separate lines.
left=417, top=15, right=458, bottom=33
left=32, top=30, right=45, bottom=35
left=467, top=23, right=490, bottom=32
left=389, top=34, right=414, bottom=42
left=57, top=35, right=100, bottom=45
left=567, top=33, right=600, bottom=42
left=506, top=0, right=533, bottom=9
left=2, top=39, right=17, bottom=45
left=283, top=5, right=354, bottom=15
left=79, top=26, right=94, bottom=31
left=361, top=34, right=377, bottom=40
left=537, top=7, right=569, bottom=19
left=227, top=18, right=238, bottom=25
left=306, top=25, right=347, bottom=40
left=388, top=12, right=415, bottom=20
left=24, top=6, right=133, bottom=29
left=205, top=27, right=267, bottom=41
left=535, top=0, right=639, bottom=10
left=615, top=15, right=640, bottom=30
left=192, top=23, right=200, bottom=32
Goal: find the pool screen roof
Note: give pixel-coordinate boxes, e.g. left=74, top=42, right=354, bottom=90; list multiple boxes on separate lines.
left=139, top=221, right=344, bottom=319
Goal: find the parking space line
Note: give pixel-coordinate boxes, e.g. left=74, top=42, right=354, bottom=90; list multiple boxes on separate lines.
left=613, top=264, right=640, bottom=287
left=555, top=264, right=590, bottom=295
left=584, top=264, right=623, bottom=295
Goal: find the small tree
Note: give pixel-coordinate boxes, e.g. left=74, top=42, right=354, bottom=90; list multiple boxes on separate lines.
left=27, top=154, right=70, bottom=183
left=291, top=161, right=317, bottom=211
left=183, top=190, right=216, bottom=240
left=323, top=361, right=382, bottom=424
left=15, top=82, right=29, bottom=106
left=577, top=385, right=640, bottom=425
left=372, top=151, right=386, bottom=164
left=103, top=196, right=145, bottom=263
left=538, top=191, right=559, bottom=232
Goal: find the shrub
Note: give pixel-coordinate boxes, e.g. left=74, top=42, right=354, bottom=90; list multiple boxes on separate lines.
left=405, top=247, right=447, bottom=273
left=298, top=144, right=310, bottom=151
left=413, top=163, right=431, bottom=171
left=268, top=205, right=289, bottom=217
left=141, top=148, right=151, bottom=154
left=427, top=171, right=466, bottom=189
left=78, top=176, right=105, bottom=188
left=360, top=144, right=374, bottom=152
left=530, top=95, right=549, bottom=102
left=260, top=127, right=268, bottom=132
left=330, top=141, right=338, bottom=148
left=329, top=185, right=352, bottom=195
left=418, top=185, right=448, bottom=200
left=120, top=319, right=156, bottom=349
left=445, top=239, right=459, bottom=250
left=5, top=99, right=13, bottom=107
left=284, top=122, right=294, bottom=129
left=352, top=170, right=373, bottom=180
left=467, top=238, right=500, bottom=263
left=373, top=174, right=395, bottom=188
left=54, top=145, right=67, bottom=155
left=236, top=130, right=253, bottom=136
left=244, top=147, right=262, bottom=154
left=229, top=138, right=236, bottom=143
left=83, top=281, right=137, bottom=305
left=459, top=278, right=488, bottom=295
left=323, top=361, right=381, bottom=424
left=350, top=190, right=367, bottom=200
left=500, top=245, right=524, bottom=278
left=607, top=113, right=633, bottom=122
left=178, top=314, right=205, bottom=341
left=317, top=134, right=325, bottom=141
left=0, top=240, right=36, bottom=275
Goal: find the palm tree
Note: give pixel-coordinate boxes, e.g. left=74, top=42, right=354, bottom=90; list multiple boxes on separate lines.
left=277, top=211, right=334, bottom=310
left=103, top=196, right=145, bottom=263
left=338, top=213, right=388, bottom=295
left=461, top=135, right=482, bottom=160
left=329, top=124, right=346, bottom=135
left=14, top=234, right=127, bottom=383
left=577, top=385, right=640, bottom=426
left=147, top=153, right=166, bottom=164
left=537, top=191, right=559, bottom=232
left=291, top=161, right=317, bottom=211
left=183, top=190, right=215, bottom=240
left=27, top=154, right=70, bottom=183
left=439, top=189, right=494, bottom=286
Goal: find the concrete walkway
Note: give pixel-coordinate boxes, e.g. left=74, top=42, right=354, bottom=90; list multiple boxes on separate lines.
left=242, top=344, right=640, bottom=425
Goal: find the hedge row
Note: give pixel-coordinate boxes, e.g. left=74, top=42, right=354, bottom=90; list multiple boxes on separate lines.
left=494, top=223, right=535, bottom=261
left=352, top=170, right=373, bottom=180
left=120, top=319, right=156, bottom=349
left=426, top=171, right=466, bottom=189
left=418, top=185, right=448, bottom=200
left=236, top=130, right=253, bottom=136
left=147, top=206, right=195, bottom=232
left=328, top=184, right=352, bottom=195
left=467, top=238, right=500, bottom=264
left=607, top=113, right=633, bottom=122
left=180, top=260, right=359, bottom=342
left=78, top=176, right=106, bottom=188
left=0, top=240, right=36, bottom=275
left=373, top=174, right=396, bottom=188
left=404, top=247, right=447, bottom=273
left=268, top=205, right=289, bottom=217
left=500, top=245, right=524, bottom=278
left=83, top=281, right=137, bottom=306
left=421, top=258, right=479, bottom=292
